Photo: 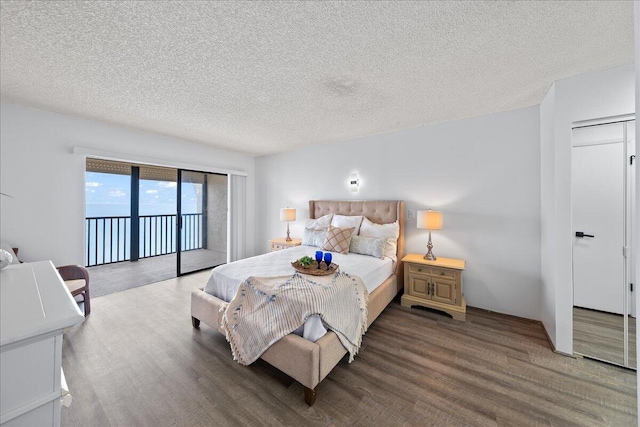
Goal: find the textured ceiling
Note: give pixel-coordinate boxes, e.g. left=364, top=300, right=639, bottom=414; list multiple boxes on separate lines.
left=0, top=1, right=634, bottom=156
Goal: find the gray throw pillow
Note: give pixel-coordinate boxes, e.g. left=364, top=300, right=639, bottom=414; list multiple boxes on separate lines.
left=349, top=235, right=386, bottom=259
left=302, top=228, right=326, bottom=247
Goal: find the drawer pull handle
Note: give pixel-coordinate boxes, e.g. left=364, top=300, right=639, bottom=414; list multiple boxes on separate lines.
left=441, top=272, right=445, bottom=276
left=418, top=268, right=422, bottom=272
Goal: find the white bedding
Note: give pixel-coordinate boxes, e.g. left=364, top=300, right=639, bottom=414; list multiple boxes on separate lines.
left=204, top=245, right=393, bottom=342
left=204, top=245, right=393, bottom=301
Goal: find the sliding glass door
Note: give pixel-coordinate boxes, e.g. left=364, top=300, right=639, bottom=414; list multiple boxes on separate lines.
left=177, top=170, right=228, bottom=275
left=86, top=160, right=228, bottom=279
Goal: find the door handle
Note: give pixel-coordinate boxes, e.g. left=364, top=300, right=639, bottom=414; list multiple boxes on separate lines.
left=575, top=231, right=594, bottom=238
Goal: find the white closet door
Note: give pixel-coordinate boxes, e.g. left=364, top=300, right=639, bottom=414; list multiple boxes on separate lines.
left=572, top=124, right=625, bottom=314
left=627, top=121, right=636, bottom=318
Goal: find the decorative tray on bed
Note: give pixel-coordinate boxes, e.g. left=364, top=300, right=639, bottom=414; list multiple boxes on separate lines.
left=291, top=260, right=339, bottom=276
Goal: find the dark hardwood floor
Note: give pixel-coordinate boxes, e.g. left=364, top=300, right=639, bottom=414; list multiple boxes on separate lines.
left=61, top=271, right=637, bottom=426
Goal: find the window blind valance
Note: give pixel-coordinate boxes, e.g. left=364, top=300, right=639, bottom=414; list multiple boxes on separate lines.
left=86, top=159, right=177, bottom=182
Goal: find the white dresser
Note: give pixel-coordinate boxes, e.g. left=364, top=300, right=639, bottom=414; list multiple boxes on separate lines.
left=0, top=261, right=84, bottom=427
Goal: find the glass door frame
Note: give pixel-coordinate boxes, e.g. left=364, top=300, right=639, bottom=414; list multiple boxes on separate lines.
left=177, top=168, right=228, bottom=276
left=571, top=118, right=636, bottom=369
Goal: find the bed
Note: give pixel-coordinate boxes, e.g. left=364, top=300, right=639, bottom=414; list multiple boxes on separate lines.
left=190, top=200, right=405, bottom=405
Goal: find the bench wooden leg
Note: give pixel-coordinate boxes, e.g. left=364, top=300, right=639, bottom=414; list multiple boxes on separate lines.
left=304, top=387, right=317, bottom=406
left=191, top=316, right=200, bottom=328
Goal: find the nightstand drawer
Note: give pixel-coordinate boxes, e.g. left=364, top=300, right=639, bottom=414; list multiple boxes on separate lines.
left=431, top=267, right=457, bottom=280
left=408, top=263, right=430, bottom=275
left=269, top=238, right=302, bottom=252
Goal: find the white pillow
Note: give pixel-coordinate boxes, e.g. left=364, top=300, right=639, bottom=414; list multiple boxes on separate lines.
left=305, top=213, right=333, bottom=231
left=359, top=218, right=400, bottom=261
left=331, top=215, right=364, bottom=235
left=349, top=235, right=386, bottom=259
left=0, top=241, right=20, bottom=264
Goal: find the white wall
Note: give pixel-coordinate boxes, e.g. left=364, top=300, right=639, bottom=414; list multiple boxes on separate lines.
left=540, top=64, right=635, bottom=353
left=540, top=82, right=557, bottom=345
left=0, top=101, right=256, bottom=266
left=256, top=106, right=542, bottom=320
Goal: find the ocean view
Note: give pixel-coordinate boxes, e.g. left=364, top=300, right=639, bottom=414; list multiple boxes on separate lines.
left=85, top=171, right=201, bottom=266
left=86, top=202, right=179, bottom=218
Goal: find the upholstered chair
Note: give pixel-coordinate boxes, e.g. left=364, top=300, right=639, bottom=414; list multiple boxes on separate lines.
left=56, top=265, right=91, bottom=316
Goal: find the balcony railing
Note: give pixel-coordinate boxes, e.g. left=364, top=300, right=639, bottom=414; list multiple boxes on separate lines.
left=85, top=213, right=203, bottom=267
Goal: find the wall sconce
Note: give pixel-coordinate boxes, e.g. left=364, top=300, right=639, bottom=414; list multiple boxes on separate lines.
left=280, top=208, right=296, bottom=241
left=417, top=210, right=443, bottom=260
left=349, top=173, right=359, bottom=192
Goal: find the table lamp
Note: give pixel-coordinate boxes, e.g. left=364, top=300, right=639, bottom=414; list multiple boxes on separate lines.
left=280, top=208, right=296, bottom=242
left=417, top=210, right=443, bottom=260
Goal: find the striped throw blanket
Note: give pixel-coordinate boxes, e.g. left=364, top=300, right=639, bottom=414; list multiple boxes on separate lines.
left=221, top=272, right=368, bottom=365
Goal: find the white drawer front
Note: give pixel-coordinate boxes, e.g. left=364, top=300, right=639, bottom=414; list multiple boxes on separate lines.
left=2, top=399, right=57, bottom=427
left=1, top=337, right=57, bottom=415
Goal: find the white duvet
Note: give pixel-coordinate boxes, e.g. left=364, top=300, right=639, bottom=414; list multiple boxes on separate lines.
left=204, top=245, right=393, bottom=341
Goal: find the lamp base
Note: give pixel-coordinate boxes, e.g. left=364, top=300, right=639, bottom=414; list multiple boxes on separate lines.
left=424, top=231, right=436, bottom=261
left=285, top=223, right=292, bottom=242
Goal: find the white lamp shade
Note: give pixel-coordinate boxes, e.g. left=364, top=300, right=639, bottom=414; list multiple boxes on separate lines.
left=417, top=210, right=442, bottom=230
left=280, top=208, right=296, bottom=222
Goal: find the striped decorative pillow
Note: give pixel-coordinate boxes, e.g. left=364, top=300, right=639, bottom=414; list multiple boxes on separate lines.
left=321, top=225, right=354, bottom=254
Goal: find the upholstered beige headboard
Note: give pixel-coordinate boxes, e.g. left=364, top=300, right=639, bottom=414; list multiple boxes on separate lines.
left=309, top=200, right=405, bottom=291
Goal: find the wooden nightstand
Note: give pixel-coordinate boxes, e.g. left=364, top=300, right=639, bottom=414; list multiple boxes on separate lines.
left=401, top=254, right=466, bottom=321
left=269, top=237, right=302, bottom=252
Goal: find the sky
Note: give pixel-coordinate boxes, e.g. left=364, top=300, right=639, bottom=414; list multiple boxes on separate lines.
left=86, top=172, right=199, bottom=217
